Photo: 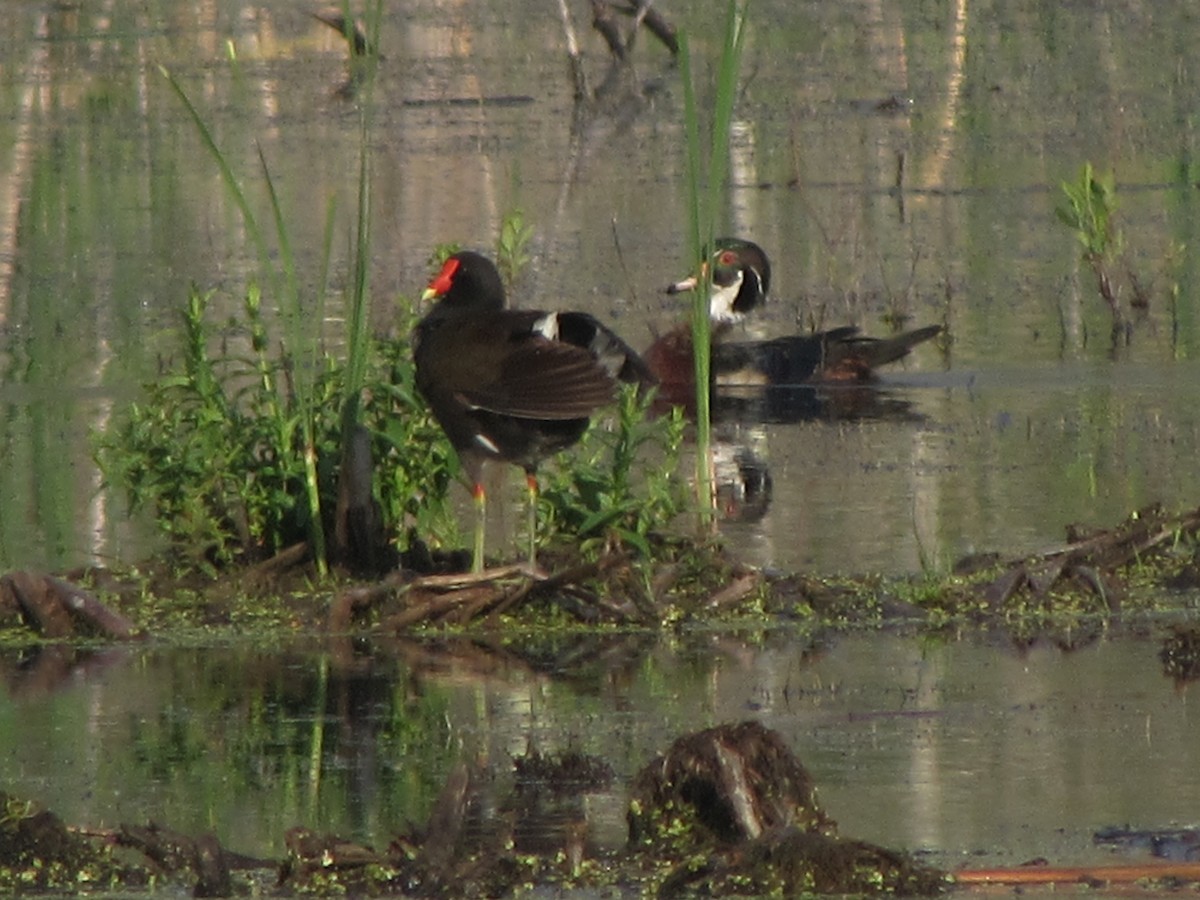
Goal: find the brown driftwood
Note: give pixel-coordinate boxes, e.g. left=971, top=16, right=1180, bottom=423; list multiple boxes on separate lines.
left=283, top=826, right=383, bottom=870
left=0, top=570, right=139, bottom=639
left=955, top=861, right=1200, bottom=885
left=706, top=572, right=759, bottom=610
left=555, top=0, right=589, bottom=100
left=980, top=504, right=1200, bottom=609
left=327, top=569, right=408, bottom=632
left=330, top=554, right=644, bottom=631
left=613, top=1, right=679, bottom=54
left=242, top=541, right=310, bottom=579
left=590, top=0, right=625, bottom=59
left=114, top=822, right=272, bottom=896
left=555, top=0, right=677, bottom=115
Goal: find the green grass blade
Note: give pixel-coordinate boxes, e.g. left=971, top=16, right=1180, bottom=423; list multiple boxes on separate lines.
left=679, top=33, right=704, bottom=269
left=255, top=144, right=327, bottom=573
left=159, top=66, right=272, bottom=280
left=336, top=0, right=381, bottom=569
left=256, top=142, right=301, bottom=334
left=317, top=195, right=338, bottom=366
left=678, top=2, right=749, bottom=531
left=343, top=0, right=381, bottom=411
left=679, top=32, right=715, bottom=528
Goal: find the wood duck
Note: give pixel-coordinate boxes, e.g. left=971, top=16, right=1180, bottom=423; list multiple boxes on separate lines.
left=414, top=250, right=653, bottom=572
left=644, top=238, right=941, bottom=408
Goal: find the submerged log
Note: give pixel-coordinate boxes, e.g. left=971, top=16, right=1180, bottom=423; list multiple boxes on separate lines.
left=116, top=823, right=246, bottom=897
left=629, top=722, right=947, bottom=896
left=628, top=721, right=833, bottom=847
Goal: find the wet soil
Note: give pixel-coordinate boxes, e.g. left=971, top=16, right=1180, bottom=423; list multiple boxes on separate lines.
left=6, top=502, right=1200, bottom=642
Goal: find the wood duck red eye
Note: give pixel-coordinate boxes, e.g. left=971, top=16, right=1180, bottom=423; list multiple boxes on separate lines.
left=719, top=250, right=738, bottom=266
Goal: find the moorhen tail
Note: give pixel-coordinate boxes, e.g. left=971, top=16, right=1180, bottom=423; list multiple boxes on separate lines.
left=414, top=250, right=653, bottom=572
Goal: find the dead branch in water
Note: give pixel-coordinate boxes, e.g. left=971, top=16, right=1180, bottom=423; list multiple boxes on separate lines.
left=955, top=861, right=1200, bottom=886
left=974, top=503, right=1200, bottom=610
left=328, top=551, right=654, bottom=631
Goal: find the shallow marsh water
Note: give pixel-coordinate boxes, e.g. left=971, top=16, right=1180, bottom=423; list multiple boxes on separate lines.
left=3, top=0, right=1200, bottom=887
left=3, top=627, right=1199, bottom=874
left=4, top=0, right=1200, bottom=574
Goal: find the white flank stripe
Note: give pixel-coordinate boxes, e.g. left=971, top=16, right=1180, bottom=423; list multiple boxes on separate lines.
left=534, top=312, right=559, bottom=340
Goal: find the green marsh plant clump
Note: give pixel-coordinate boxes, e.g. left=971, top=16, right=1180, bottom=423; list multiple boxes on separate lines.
left=95, top=233, right=688, bottom=576
left=93, top=286, right=458, bottom=572
left=1055, top=162, right=1153, bottom=350
left=537, top=385, right=687, bottom=560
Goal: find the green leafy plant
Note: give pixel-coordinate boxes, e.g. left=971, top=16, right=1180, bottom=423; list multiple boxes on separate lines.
left=160, top=67, right=333, bottom=571
left=94, top=214, right=680, bottom=574
left=1057, top=163, right=1121, bottom=263
left=1055, top=162, right=1148, bottom=348
left=93, top=287, right=457, bottom=572
left=537, top=386, right=687, bottom=559
left=101, top=45, right=685, bottom=575
left=496, top=209, right=535, bottom=290
left=154, top=2, right=386, bottom=574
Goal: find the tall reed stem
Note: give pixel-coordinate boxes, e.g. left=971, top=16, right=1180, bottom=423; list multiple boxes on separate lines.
left=678, top=1, right=748, bottom=531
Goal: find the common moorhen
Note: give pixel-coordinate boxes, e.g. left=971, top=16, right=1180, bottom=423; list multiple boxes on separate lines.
left=415, top=250, right=653, bottom=572
left=644, top=238, right=942, bottom=407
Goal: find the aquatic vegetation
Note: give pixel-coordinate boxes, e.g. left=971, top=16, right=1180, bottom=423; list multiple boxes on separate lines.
left=92, top=285, right=457, bottom=573
left=1055, top=162, right=1150, bottom=348
left=0, top=793, right=145, bottom=892
left=94, top=217, right=684, bottom=577
left=537, top=385, right=687, bottom=560
left=678, top=0, right=749, bottom=528
left=494, top=207, right=535, bottom=292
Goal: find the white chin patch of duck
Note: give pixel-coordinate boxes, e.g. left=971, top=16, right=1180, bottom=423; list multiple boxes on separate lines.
left=709, top=270, right=746, bottom=324
left=533, top=312, right=559, bottom=341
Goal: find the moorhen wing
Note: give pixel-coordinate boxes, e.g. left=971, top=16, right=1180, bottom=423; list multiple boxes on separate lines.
left=415, top=250, right=653, bottom=572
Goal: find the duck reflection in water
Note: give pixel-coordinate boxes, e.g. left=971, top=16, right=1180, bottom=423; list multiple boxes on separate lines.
left=713, top=436, right=773, bottom=524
